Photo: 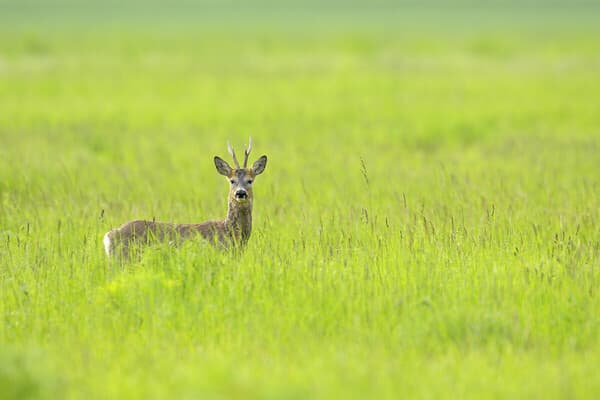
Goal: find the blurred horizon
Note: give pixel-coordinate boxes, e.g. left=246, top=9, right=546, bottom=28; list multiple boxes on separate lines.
left=2, top=1, right=600, bottom=32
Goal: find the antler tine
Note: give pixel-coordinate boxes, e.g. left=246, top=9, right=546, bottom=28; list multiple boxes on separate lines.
left=243, top=136, right=252, bottom=168
left=227, top=140, right=241, bottom=169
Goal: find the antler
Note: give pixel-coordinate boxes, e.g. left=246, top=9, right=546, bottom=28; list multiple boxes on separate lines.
left=227, top=141, right=241, bottom=169
left=243, top=137, right=252, bottom=168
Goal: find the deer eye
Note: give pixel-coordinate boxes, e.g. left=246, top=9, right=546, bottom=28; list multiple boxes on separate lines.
left=230, top=179, right=235, bottom=184
left=247, top=180, right=253, bottom=184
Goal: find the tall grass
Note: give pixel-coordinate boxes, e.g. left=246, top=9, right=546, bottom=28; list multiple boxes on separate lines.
left=1, top=3, right=600, bottom=399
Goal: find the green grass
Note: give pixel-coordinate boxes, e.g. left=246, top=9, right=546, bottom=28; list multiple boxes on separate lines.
left=1, top=3, right=600, bottom=399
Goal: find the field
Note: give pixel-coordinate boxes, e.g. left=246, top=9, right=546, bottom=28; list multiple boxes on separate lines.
left=1, top=2, right=600, bottom=399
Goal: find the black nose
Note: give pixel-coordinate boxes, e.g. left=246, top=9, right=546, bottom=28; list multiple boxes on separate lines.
left=235, top=190, right=247, bottom=199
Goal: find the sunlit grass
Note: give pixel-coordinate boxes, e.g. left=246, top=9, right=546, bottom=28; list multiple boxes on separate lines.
left=1, top=4, right=600, bottom=399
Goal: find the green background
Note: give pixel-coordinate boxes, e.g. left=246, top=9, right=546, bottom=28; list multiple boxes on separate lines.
left=1, top=2, right=599, bottom=399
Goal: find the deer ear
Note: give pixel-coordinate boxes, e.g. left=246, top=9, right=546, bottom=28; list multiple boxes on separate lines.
left=214, top=156, right=232, bottom=176
left=252, top=155, right=267, bottom=175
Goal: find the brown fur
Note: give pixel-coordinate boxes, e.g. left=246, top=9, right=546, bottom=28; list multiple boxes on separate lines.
left=103, top=145, right=267, bottom=259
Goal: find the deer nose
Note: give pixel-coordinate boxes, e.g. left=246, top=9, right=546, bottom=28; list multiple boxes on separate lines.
left=235, top=190, right=248, bottom=199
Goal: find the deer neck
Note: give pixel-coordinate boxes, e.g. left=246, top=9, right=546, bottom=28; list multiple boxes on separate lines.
left=225, top=199, right=253, bottom=243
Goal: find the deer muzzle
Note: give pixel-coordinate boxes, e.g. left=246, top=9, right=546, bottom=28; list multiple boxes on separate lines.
left=235, top=190, right=248, bottom=200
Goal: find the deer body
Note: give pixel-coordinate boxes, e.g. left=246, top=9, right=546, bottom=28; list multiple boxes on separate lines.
left=103, top=139, right=266, bottom=259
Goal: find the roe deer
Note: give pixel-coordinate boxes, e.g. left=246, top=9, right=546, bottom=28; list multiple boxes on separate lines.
left=103, top=138, right=267, bottom=258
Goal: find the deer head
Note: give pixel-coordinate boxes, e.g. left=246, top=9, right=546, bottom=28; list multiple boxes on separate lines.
left=214, top=138, right=267, bottom=208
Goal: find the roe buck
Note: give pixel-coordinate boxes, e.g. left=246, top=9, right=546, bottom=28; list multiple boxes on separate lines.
left=103, top=138, right=267, bottom=258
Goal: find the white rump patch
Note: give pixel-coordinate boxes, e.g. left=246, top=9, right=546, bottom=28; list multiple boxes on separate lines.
left=103, top=232, right=112, bottom=257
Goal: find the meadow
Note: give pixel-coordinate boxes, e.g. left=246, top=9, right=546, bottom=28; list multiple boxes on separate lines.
left=1, top=2, right=600, bottom=399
